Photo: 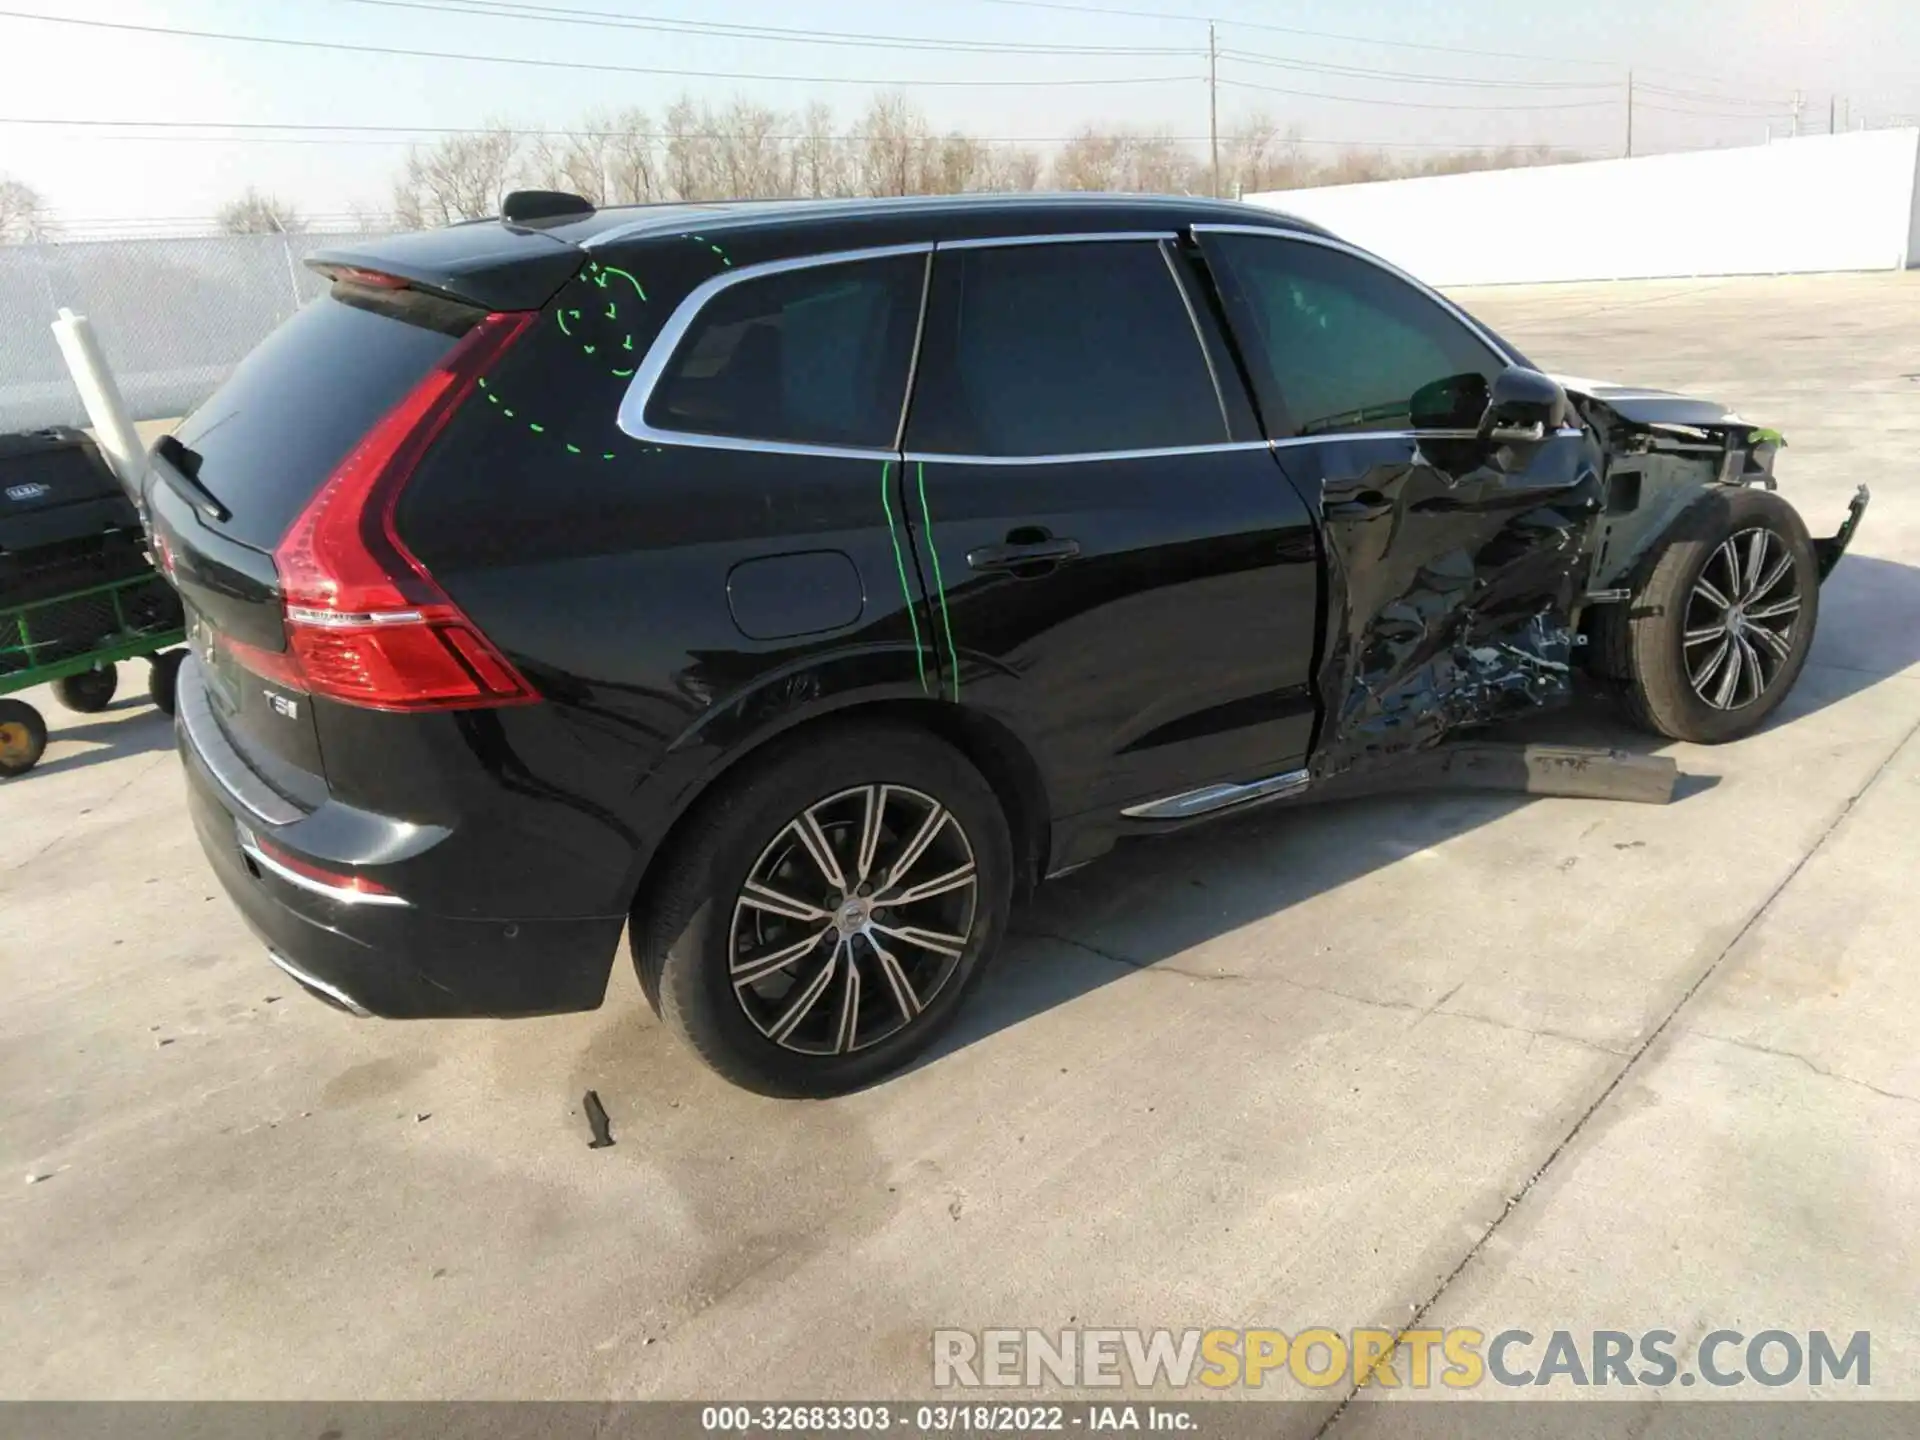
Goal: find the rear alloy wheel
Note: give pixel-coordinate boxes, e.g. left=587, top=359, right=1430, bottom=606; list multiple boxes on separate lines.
left=1599, top=487, right=1819, bottom=743
left=635, top=725, right=1012, bottom=1096
left=0, top=699, right=49, bottom=777
left=51, top=664, right=117, bottom=713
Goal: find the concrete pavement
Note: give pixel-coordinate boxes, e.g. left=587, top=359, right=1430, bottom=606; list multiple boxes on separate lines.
left=2, top=273, right=1916, bottom=1421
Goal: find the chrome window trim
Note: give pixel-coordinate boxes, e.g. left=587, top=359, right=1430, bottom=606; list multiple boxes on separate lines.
left=893, top=249, right=936, bottom=452
left=615, top=241, right=934, bottom=456
left=1158, top=239, right=1234, bottom=441
left=935, top=230, right=1176, bottom=251
left=904, top=441, right=1273, bottom=468
left=1188, top=222, right=1522, bottom=370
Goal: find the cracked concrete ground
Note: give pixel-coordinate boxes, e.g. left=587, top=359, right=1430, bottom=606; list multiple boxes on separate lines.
left=2, top=272, right=1916, bottom=1423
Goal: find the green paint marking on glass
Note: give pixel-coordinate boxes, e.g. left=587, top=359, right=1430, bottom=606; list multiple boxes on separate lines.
left=555, top=309, right=575, bottom=336
left=582, top=344, right=596, bottom=355
left=622, top=335, right=633, bottom=352
left=916, top=461, right=961, bottom=701
left=502, top=407, right=515, bottom=418
left=598, top=265, right=646, bottom=303
left=612, top=366, right=634, bottom=378
left=529, top=423, right=544, bottom=434
left=604, top=301, right=618, bottom=320
left=602, top=452, right=616, bottom=461
left=476, top=376, right=488, bottom=389
left=487, top=392, right=501, bottom=405
left=880, top=460, right=929, bottom=696
left=566, top=443, right=582, bottom=455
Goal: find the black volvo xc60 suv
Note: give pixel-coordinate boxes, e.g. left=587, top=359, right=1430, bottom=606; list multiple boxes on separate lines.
left=152, top=192, right=1855, bottom=1094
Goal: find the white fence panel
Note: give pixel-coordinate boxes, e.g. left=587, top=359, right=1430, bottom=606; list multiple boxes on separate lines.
left=0, top=232, right=389, bottom=433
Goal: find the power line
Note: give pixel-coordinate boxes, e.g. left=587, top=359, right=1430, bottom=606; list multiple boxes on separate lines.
left=329, top=0, right=1200, bottom=57
left=0, top=117, right=1595, bottom=154
left=1636, top=82, right=1794, bottom=109
left=0, top=9, right=1199, bottom=86
left=1216, top=47, right=1618, bottom=91
left=949, top=0, right=1624, bottom=68
left=1215, top=74, right=1620, bottom=111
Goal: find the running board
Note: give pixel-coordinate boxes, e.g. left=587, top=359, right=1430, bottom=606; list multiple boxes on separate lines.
left=1120, top=768, right=1311, bottom=821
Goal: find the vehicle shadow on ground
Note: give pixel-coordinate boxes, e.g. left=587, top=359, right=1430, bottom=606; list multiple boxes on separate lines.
left=27, top=702, right=172, bottom=778
left=920, top=551, right=1920, bottom=1073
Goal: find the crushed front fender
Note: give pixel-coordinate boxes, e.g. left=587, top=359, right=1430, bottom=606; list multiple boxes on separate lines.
left=1815, top=485, right=1870, bottom=580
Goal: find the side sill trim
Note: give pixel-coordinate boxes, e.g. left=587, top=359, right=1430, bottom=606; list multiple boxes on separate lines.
left=1121, top=767, right=1311, bottom=821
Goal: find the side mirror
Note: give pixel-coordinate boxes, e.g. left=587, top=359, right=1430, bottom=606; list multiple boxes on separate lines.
left=1478, top=366, right=1569, bottom=444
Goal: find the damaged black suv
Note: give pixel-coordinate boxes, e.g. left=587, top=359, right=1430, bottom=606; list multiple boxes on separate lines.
left=152, top=192, right=1866, bottom=1095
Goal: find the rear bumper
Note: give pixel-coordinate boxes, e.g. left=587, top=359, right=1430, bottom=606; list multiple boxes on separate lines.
left=177, top=662, right=624, bottom=1019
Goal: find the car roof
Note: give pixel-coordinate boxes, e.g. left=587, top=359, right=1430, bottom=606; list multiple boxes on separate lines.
left=537, top=192, right=1331, bottom=250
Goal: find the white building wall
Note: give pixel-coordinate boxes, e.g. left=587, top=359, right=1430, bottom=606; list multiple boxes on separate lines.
left=1246, top=129, right=1920, bottom=287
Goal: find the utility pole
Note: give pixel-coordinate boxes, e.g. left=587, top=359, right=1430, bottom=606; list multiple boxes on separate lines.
left=1829, top=94, right=1836, bottom=134
left=1208, top=21, right=1220, bottom=198
left=1625, top=69, right=1634, bottom=157
left=1790, top=90, right=1803, bottom=137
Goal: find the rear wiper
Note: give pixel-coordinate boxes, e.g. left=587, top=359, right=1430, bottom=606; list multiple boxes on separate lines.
left=151, top=434, right=232, bottom=523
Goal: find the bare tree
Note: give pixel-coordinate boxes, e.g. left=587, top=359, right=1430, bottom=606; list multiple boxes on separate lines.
left=1051, top=127, right=1199, bottom=194
left=857, top=93, right=935, bottom=197
left=527, top=109, right=662, bottom=205
left=793, top=102, right=853, bottom=199
left=216, top=186, right=305, bottom=235
left=711, top=100, right=788, bottom=198
left=0, top=175, right=56, bottom=243
left=392, top=126, right=522, bottom=228
left=1220, top=113, right=1316, bottom=197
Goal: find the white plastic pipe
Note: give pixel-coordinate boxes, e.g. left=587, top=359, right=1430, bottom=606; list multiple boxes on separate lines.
left=50, top=306, right=148, bottom=500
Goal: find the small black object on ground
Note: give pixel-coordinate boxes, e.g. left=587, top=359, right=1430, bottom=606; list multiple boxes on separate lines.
left=583, top=1090, right=614, bottom=1149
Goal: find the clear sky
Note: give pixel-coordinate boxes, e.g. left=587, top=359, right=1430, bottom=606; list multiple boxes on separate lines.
left=3, top=0, right=1916, bottom=229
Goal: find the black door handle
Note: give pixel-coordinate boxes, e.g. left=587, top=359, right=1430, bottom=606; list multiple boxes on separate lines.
left=967, top=536, right=1082, bottom=574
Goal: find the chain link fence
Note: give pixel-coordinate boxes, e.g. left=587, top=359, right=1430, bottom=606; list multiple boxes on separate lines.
left=0, top=232, right=388, bottom=434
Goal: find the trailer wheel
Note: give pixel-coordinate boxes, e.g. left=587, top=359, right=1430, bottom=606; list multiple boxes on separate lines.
left=52, top=664, right=118, bottom=713
left=148, top=650, right=186, bottom=717
left=0, top=699, right=49, bottom=777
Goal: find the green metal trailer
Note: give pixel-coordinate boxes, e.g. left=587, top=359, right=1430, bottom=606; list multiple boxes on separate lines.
left=0, top=569, right=185, bottom=777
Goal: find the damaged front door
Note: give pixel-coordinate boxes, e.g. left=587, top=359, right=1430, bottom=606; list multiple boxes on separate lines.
left=1195, top=225, right=1602, bottom=779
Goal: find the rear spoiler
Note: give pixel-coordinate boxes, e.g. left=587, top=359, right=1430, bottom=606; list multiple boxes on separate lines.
left=305, top=223, right=586, bottom=313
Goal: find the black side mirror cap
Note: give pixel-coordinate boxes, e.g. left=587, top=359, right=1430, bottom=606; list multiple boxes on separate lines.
left=1478, top=366, right=1570, bottom=444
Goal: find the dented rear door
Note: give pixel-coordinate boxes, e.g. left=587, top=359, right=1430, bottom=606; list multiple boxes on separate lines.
left=1196, top=226, right=1602, bottom=778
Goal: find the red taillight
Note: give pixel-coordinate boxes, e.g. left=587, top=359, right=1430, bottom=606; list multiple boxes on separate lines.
left=267, top=309, right=538, bottom=712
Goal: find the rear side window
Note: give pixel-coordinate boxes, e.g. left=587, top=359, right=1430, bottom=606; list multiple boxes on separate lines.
left=905, top=241, right=1227, bottom=458
left=1204, top=234, right=1504, bottom=438
left=644, top=253, right=925, bottom=450
left=172, top=284, right=478, bottom=551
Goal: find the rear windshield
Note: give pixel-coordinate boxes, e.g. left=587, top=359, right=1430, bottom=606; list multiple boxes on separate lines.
left=171, top=284, right=480, bottom=551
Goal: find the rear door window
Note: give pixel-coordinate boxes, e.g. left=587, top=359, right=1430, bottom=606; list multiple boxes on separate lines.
left=643, top=252, right=925, bottom=450
left=905, top=240, right=1228, bottom=458
left=1203, top=233, right=1504, bottom=437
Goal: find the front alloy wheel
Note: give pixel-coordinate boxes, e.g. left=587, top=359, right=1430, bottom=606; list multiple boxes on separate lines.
left=635, top=723, right=1012, bottom=1096
left=730, top=785, right=978, bottom=1056
left=1683, top=527, right=1802, bottom=711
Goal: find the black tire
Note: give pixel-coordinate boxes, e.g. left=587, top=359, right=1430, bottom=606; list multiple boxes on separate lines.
left=51, top=664, right=117, bottom=713
left=148, top=650, right=186, bottom=717
left=0, top=699, right=49, bottom=777
left=1596, top=488, right=1818, bottom=743
left=633, top=722, right=1013, bottom=1097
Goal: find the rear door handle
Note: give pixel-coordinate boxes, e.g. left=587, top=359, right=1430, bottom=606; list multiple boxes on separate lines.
left=966, top=536, right=1082, bottom=574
